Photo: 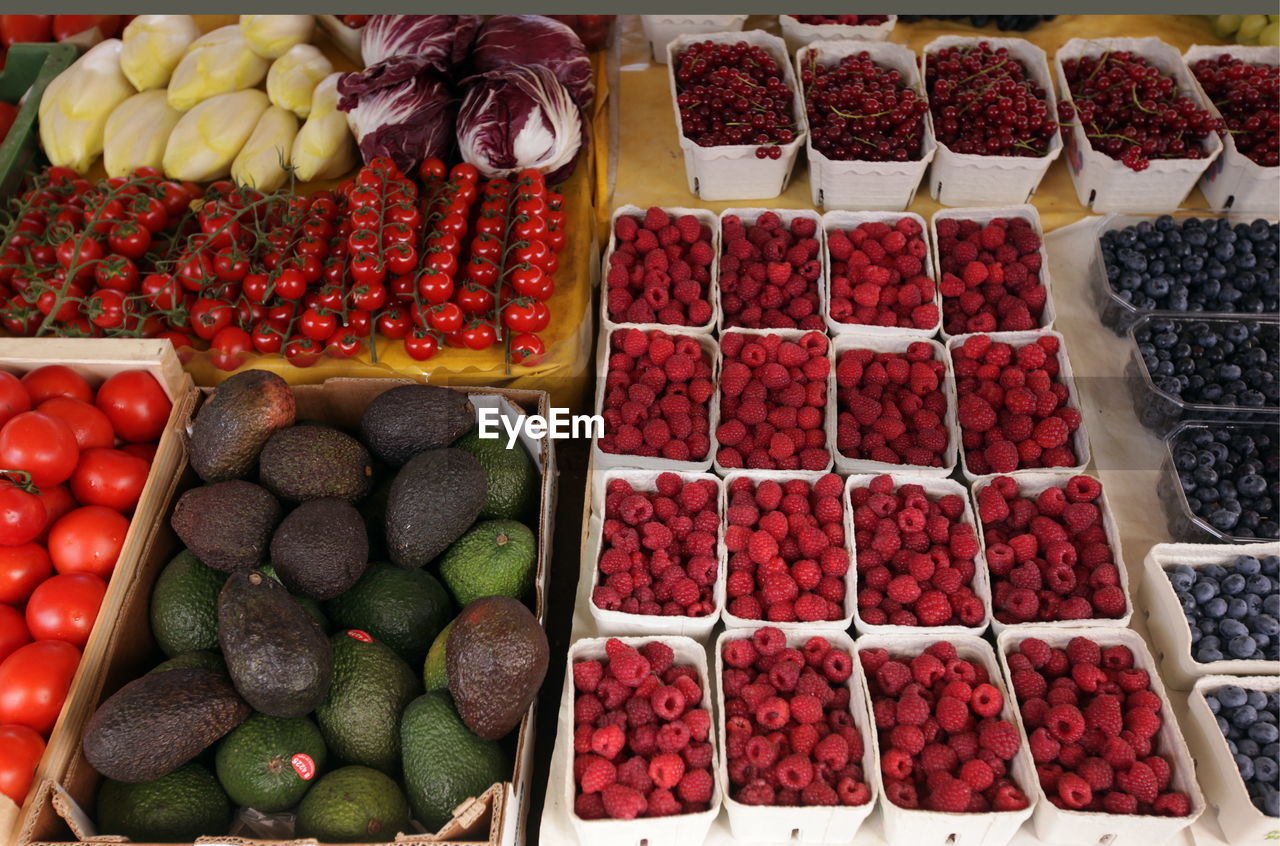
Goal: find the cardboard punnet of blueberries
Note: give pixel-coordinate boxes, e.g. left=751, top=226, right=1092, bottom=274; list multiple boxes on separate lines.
left=1166, top=553, right=1280, bottom=663
left=1203, top=682, right=1280, bottom=817
left=1096, top=215, right=1279, bottom=335
left=1161, top=423, right=1279, bottom=541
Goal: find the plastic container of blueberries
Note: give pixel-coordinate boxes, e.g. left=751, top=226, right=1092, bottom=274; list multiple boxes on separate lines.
left=1123, top=315, right=1280, bottom=436
left=666, top=30, right=807, bottom=202
left=1183, top=674, right=1280, bottom=846
left=921, top=36, right=1064, bottom=208
left=562, top=635, right=722, bottom=846
left=856, top=633, right=1038, bottom=846
left=1138, top=541, right=1280, bottom=689
left=715, top=627, right=878, bottom=842
left=584, top=468, right=726, bottom=640
left=995, top=627, right=1206, bottom=846
left=1157, top=421, right=1280, bottom=545
left=642, top=15, right=748, bottom=64
left=1183, top=45, right=1280, bottom=215
left=1086, top=213, right=1280, bottom=336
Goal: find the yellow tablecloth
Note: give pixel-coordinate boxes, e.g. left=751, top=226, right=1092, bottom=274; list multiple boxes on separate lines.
left=604, top=14, right=1231, bottom=235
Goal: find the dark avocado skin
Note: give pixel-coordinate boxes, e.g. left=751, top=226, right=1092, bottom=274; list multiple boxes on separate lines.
left=258, top=424, right=374, bottom=503
left=218, top=571, right=333, bottom=718
left=170, top=481, right=281, bottom=573
left=385, top=449, right=487, bottom=569
left=190, top=370, right=296, bottom=483
left=359, top=385, right=474, bottom=467
left=270, top=498, right=370, bottom=600
left=445, top=596, right=548, bottom=741
left=83, top=669, right=251, bottom=783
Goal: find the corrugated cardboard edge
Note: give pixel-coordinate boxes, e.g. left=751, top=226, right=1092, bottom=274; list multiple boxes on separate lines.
left=19, top=376, right=556, bottom=846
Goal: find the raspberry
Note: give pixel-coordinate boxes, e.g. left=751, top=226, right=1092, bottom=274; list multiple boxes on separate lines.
left=958, top=394, right=997, bottom=432
left=978, top=720, right=1022, bottom=760
left=1152, top=792, right=1191, bottom=817
left=776, top=753, right=815, bottom=790
left=929, top=776, right=973, bottom=812
left=648, top=752, right=685, bottom=790
left=601, top=784, right=646, bottom=819
left=1057, top=772, right=1093, bottom=809
left=1065, top=475, right=1102, bottom=503
left=1045, top=704, right=1086, bottom=743
left=579, top=756, right=617, bottom=794
left=677, top=767, right=714, bottom=804
left=1116, top=761, right=1159, bottom=805
left=1103, top=791, right=1138, bottom=815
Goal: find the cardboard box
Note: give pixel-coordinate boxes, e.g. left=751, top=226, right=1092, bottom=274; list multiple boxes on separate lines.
left=0, top=339, right=195, bottom=846
left=16, top=377, right=559, bottom=846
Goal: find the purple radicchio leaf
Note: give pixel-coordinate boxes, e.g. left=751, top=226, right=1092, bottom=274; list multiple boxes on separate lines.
left=470, top=15, right=595, bottom=110
left=338, top=65, right=456, bottom=173
left=360, top=14, right=481, bottom=74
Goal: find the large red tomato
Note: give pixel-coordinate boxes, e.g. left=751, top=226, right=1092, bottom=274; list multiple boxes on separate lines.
left=0, top=640, right=80, bottom=735
left=0, top=543, right=51, bottom=605
left=32, top=484, right=75, bottom=545
left=25, top=573, right=106, bottom=650
left=94, top=371, right=170, bottom=443
left=0, top=604, right=31, bottom=665
left=20, top=366, right=92, bottom=405
left=0, top=412, right=79, bottom=487
left=0, top=724, right=44, bottom=804
left=0, top=478, right=45, bottom=546
left=47, top=506, right=129, bottom=578
left=0, top=371, right=31, bottom=428
left=69, top=448, right=149, bottom=513
left=36, top=397, right=114, bottom=450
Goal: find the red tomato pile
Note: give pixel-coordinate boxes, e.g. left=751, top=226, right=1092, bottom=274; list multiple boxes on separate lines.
left=0, top=364, right=170, bottom=806
left=0, top=159, right=566, bottom=370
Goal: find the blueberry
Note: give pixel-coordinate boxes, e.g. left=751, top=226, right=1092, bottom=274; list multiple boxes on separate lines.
left=1236, top=752, right=1256, bottom=780
left=1205, top=597, right=1229, bottom=618
left=1207, top=694, right=1222, bottom=713
left=1199, top=647, right=1225, bottom=662
left=1234, top=555, right=1262, bottom=575
left=1252, top=615, right=1280, bottom=637
left=1220, top=685, right=1249, bottom=708
left=1221, top=618, right=1249, bottom=638
left=1227, top=597, right=1249, bottom=619
left=1222, top=573, right=1247, bottom=595
left=1194, top=579, right=1220, bottom=602
left=1249, top=690, right=1269, bottom=709
left=1256, top=755, right=1279, bottom=785
left=1250, top=722, right=1279, bottom=744
left=1262, top=783, right=1280, bottom=817
left=1229, top=634, right=1259, bottom=658
left=1239, top=737, right=1261, bottom=757
left=1247, top=574, right=1273, bottom=595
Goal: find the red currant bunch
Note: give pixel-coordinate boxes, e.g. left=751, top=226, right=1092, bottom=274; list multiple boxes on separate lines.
left=800, top=52, right=928, bottom=163
left=791, top=14, right=889, bottom=25
left=673, top=40, right=797, bottom=160
left=1190, top=55, right=1279, bottom=168
left=1059, top=51, right=1221, bottom=172
left=927, top=43, right=1057, bottom=157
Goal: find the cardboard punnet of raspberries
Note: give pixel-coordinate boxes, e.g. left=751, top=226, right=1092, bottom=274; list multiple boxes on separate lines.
left=826, top=213, right=941, bottom=335
left=570, top=636, right=720, bottom=823
left=719, top=210, right=826, bottom=332
left=858, top=637, right=1036, bottom=820
left=607, top=206, right=718, bottom=330
left=999, top=631, right=1200, bottom=823
left=934, top=211, right=1053, bottom=337
left=948, top=331, right=1090, bottom=477
left=849, top=473, right=990, bottom=632
left=977, top=473, right=1131, bottom=627
left=719, top=627, right=875, bottom=815
left=592, top=471, right=724, bottom=631
left=598, top=327, right=717, bottom=467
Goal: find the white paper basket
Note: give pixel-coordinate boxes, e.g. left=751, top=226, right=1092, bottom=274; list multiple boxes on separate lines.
left=796, top=40, right=936, bottom=211
left=667, top=31, right=806, bottom=201
left=642, top=15, right=748, bottom=64
left=1138, top=541, right=1280, bottom=690
left=944, top=331, right=1089, bottom=481
left=717, top=207, right=826, bottom=335
left=1053, top=37, right=1223, bottom=212
left=1183, top=45, right=1280, bottom=215
left=601, top=204, right=721, bottom=336
left=821, top=210, right=941, bottom=338
left=828, top=334, right=960, bottom=477
left=972, top=471, right=1132, bottom=633
left=930, top=205, right=1057, bottom=338
left=922, top=36, right=1064, bottom=207
left=584, top=468, right=726, bottom=640
left=779, top=14, right=896, bottom=52
left=995, top=627, right=1207, bottom=846
left=845, top=472, right=992, bottom=636
left=563, top=635, right=722, bottom=846
left=856, top=633, right=1038, bottom=846
left=714, top=627, right=878, bottom=842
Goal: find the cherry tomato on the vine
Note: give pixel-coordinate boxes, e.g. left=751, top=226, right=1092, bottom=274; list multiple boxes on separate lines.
left=251, top=322, right=285, bottom=355
left=273, top=268, right=308, bottom=300
left=403, top=329, right=439, bottom=361
left=188, top=297, right=233, bottom=341
left=209, top=326, right=253, bottom=372
left=416, top=270, right=454, bottom=305
left=455, top=284, right=495, bottom=315
left=284, top=336, right=323, bottom=368
left=510, top=332, right=546, bottom=365
left=106, top=221, right=151, bottom=260
left=503, top=299, right=551, bottom=333
left=428, top=302, right=463, bottom=334
left=93, top=255, right=139, bottom=293
left=459, top=321, right=498, bottom=351
left=376, top=308, right=410, bottom=339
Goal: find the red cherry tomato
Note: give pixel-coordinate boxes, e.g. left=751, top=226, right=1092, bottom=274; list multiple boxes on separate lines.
left=417, top=270, right=454, bottom=305
left=210, top=326, right=253, bottom=373
left=106, top=221, right=151, bottom=260
left=427, top=302, right=463, bottom=334
left=0, top=412, right=79, bottom=487
left=69, top=448, right=149, bottom=513
left=455, top=284, right=495, bottom=315
left=52, top=14, right=121, bottom=40
left=376, top=309, right=410, bottom=340
left=94, top=371, right=170, bottom=444
left=0, top=372, right=30, bottom=429
left=299, top=308, right=338, bottom=342
left=0, top=605, right=31, bottom=665
left=283, top=337, right=322, bottom=368
left=36, top=397, right=114, bottom=451
left=188, top=297, right=233, bottom=341
left=21, top=366, right=91, bottom=405
left=25, top=573, right=106, bottom=650
left=0, top=16, right=52, bottom=47
left=0, top=640, right=81, bottom=735
left=47, top=506, right=129, bottom=578
left=0, top=723, right=44, bottom=805
left=403, top=330, right=439, bottom=361
left=510, top=332, right=546, bottom=366
left=459, top=322, right=498, bottom=351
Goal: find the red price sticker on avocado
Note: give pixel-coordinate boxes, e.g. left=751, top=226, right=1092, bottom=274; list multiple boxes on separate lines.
left=291, top=753, right=316, bottom=780
left=347, top=629, right=372, bottom=642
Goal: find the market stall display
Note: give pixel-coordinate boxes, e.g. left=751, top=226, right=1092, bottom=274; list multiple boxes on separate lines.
left=0, top=11, right=1277, bottom=846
